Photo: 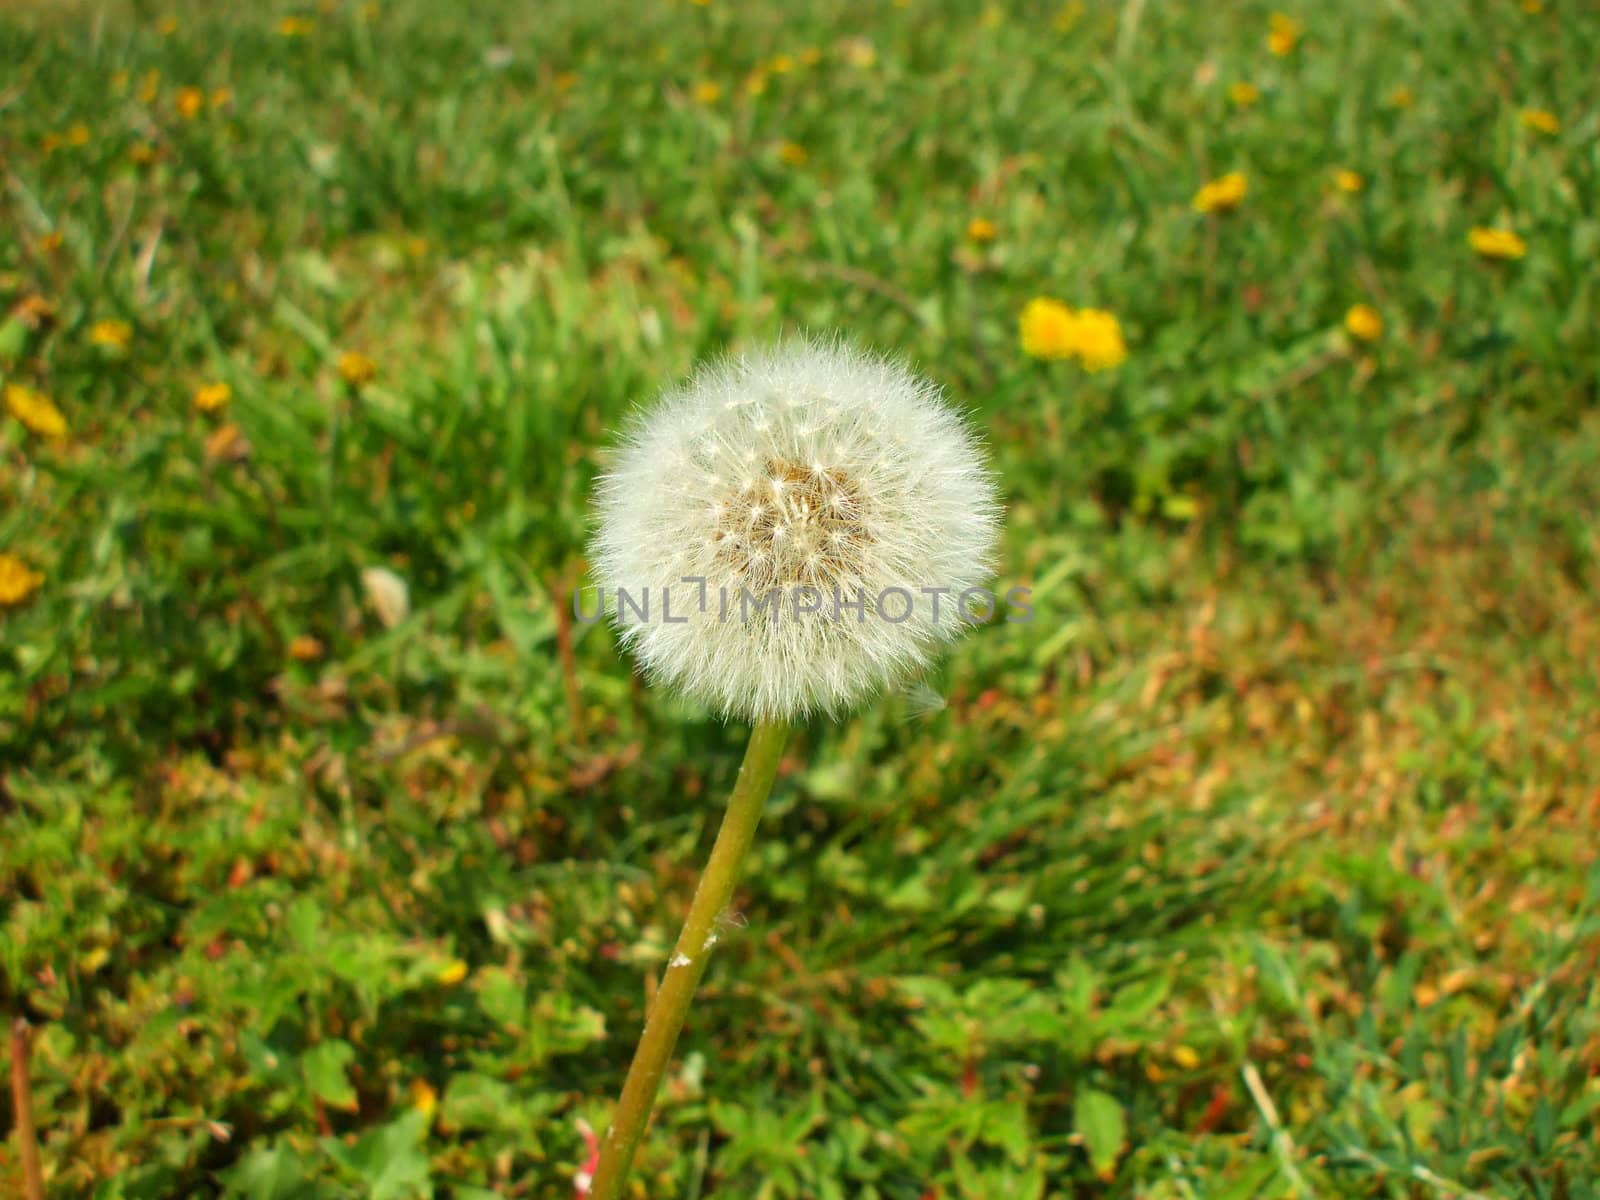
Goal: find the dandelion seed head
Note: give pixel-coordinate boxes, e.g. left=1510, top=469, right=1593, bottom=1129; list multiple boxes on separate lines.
left=592, top=339, right=1002, bottom=722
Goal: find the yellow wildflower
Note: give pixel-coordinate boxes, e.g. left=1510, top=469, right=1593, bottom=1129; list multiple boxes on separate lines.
left=337, top=351, right=377, bottom=387
left=1387, top=86, right=1415, bottom=109
left=743, top=70, right=768, bottom=98
left=288, top=633, right=325, bottom=661
left=65, top=123, right=91, bottom=147
left=437, top=959, right=469, bottom=985
left=5, top=384, right=68, bottom=440
left=1522, top=0, right=1541, bottom=11
left=89, top=319, right=133, bottom=352
left=1227, top=81, right=1260, bottom=108
left=39, top=231, right=64, bottom=254
left=692, top=80, right=722, bottom=105
left=1267, top=12, right=1300, bottom=56
left=1334, top=169, right=1364, bottom=194
left=1518, top=108, right=1559, bottom=135
left=769, top=53, right=795, bottom=74
left=553, top=71, right=578, bottom=93
left=1343, top=304, right=1383, bottom=343
left=1072, top=309, right=1128, bottom=372
left=1171, top=1045, right=1202, bottom=1069
left=408, top=1079, right=438, bottom=1121
left=778, top=141, right=807, bottom=166
left=966, top=217, right=998, bottom=243
left=277, top=15, right=314, bottom=37
left=210, top=87, right=234, bottom=109
left=175, top=87, right=204, bottom=119
left=129, top=143, right=159, bottom=166
left=158, top=14, right=179, bottom=35
left=1020, top=298, right=1078, bottom=361
left=1192, top=171, right=1248, bottom=214
left=0, top=553, right=45, bottom=608
left=193, top=381, right=232, bottom=413
left=1468, top=227, right=1526, bottom=260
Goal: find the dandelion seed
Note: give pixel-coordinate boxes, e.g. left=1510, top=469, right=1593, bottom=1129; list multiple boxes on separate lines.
left=0, top=553, right=45, bottom=608
left=1343, top=304, right=1383, bottom=343
left=1192, top=171, right=1247, bottom=214
left=1468, top=227, right=1526, bottom=261
left=592, top=339, right=1000, bottom=723
left=5, top=384, right=68, bottom=440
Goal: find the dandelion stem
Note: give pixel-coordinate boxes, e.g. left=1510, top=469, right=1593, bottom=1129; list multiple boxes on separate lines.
left=588, top=720, right=790, bottom=1200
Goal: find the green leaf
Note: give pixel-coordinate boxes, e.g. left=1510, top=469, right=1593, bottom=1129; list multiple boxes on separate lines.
left=302, top=1040, right=358, bottom=1111
left=1073, top=1087, right=1126, bottom=1180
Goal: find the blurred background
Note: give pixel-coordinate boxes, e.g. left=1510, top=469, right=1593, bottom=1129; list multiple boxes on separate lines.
left=2, top=0, right=1597, bottom=1196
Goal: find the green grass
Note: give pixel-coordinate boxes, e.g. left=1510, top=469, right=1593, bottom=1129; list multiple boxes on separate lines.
left=2, top=0, right=1599, bottom=1196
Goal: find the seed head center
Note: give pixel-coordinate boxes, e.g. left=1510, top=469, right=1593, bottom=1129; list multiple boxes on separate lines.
left=713, top=457, right=869, bottom=592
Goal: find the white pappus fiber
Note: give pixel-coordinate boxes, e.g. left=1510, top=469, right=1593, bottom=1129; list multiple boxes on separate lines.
left=591, top=339, right=1002, bottom=722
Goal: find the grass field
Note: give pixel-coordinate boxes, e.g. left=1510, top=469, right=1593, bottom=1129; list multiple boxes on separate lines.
left=3, top=0, right=1599, bottom=1196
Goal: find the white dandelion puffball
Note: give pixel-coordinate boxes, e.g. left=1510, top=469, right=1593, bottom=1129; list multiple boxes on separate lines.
left=591, top=339, right=1001, bottom=722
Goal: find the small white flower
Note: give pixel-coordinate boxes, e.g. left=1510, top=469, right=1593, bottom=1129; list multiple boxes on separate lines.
left=591, top=339, right=1001, bottom=722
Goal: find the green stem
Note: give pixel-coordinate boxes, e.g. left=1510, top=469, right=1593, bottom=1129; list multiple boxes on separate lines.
left=588, top=720, right=790, bottom=1200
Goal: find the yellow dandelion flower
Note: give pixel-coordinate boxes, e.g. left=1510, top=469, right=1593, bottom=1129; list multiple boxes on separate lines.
left=1334, top=169, right=1364, bottom=194
left=403, top=235, right=429, bottom=259
left=1171, top=1045, right=1202, bottom=1069
left=769, top=53, right=795, bottom=74
left=1343, top=304, right=1383, bottom=343
left=1019, top=298, right=1078, bottom=361
left=1468, top=227, right=1526, bottom=260
left=1267, top=12, right=1301, bottom=56
left=5, top=384, right=68, bottom=440
left=408, top=1079, right=438, bottom=1121
left=193, top=381, right=232, bottom=413
left=65, top=123, right=91, bottom=147
left=778, top=141, right=807, bottom=166
left=692, top=80, right=722, bottom=105
left=1387, top=86, right=1415, bottom=110
left=437, top=959, right=469, bottom=985
left=966, top=217, right=998, bottom=243
left=89, top=319, right=133, bottom=352
left=1519, top=108, right=1559, bottom=135
left=1227, top=81, right=1260, bottom=108
left=1072, top=308, right=1128, bottom=372
left=277, top=15, right=314, bottom=37
left=0, top=553, right=45, bottom=608
left=176, top=87, right=204, bottom=119
left=337, top=350, right=378, bottom=387
left=1192, top=171, right=1248, bottom=214
left=798, top=47, right=822, bottom=66
left=288, top=633, right=325, bottom=661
